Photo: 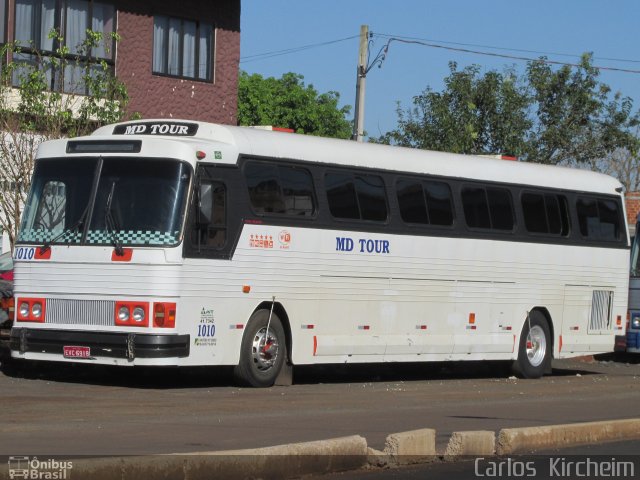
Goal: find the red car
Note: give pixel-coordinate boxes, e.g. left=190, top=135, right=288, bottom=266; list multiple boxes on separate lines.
left=0, top=252, right=14, bottom=345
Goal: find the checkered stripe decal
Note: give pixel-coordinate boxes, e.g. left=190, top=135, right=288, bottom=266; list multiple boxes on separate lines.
left=86, top=230, right=179, bottom=245
left=17, top=229, right=179, bottom=245
left=18, top=229, right=82, bottom=243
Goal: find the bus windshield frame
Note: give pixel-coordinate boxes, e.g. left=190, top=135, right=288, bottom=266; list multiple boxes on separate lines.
left=17, top=157, right=192, bottom=248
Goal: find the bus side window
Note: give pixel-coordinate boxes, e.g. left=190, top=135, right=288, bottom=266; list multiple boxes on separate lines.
left=577, top=196, right=621, bottom=241
left=522, top=192, right=571, bottom=236
left=462, top=186, right=514, bottom=231
left=194, top=180, right=226, bottom=249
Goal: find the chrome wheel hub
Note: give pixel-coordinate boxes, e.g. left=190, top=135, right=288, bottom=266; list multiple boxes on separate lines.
left=251, top=326, right=280, bottom=371
left=526, top=325, right=546, bottom=367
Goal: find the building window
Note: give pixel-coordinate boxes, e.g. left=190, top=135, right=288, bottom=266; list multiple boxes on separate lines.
left=13, top=0, right=115, bottom=93
left=153, top=15, right=213, bottom=81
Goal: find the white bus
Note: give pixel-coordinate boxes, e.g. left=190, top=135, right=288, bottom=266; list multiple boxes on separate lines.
left=10, top=120, right=629, bottom=386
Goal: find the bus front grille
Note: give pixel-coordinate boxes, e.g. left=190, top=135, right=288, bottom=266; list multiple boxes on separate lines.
left=45, top=299, right=115, bottom=327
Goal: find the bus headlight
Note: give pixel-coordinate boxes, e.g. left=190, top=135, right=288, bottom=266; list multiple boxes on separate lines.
left=19, top=302, right=30, bottom=318
left=16, top=298, right=46, bottom=322
left=114, top=301, right=149, bottom=327
left=132, top=306, right=145, bottom=323
left=117, top=305, right=130, bottom=322
left=31, top=302, right=43, bottom=318
left=632, top=317, right=640, bottom=330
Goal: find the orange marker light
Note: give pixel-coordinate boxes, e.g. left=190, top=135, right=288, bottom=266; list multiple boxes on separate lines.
left=469, top=313, right=476, bottom=324
left=242, top=285, right=251, bottom=294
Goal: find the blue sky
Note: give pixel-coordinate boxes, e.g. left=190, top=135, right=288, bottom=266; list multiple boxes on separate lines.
left=240, top=1, right=640, bottom=139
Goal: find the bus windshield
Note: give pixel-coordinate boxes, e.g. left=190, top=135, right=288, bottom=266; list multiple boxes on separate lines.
left=631, top=223, right=640, bottom=277
left=17, top=157, right=191, bottom=247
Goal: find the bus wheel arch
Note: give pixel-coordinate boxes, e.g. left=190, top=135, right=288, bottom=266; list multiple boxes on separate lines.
left=512, top=308, right=553, bottom=379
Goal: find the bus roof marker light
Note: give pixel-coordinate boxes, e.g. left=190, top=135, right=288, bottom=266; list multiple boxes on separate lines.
left=196, top=151, right=206, bottom=160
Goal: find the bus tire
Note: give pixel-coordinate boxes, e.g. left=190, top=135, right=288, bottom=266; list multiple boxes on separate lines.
left=512, top=311, right=551, bottom=379
left=233, top=310, right=286, bottom=388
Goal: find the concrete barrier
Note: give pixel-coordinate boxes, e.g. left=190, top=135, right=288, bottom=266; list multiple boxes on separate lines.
left=0, top=436, right=368, bottom=480
left=4, top=419, right=640, bottom=480
left=445, top=430, right=495, bottom=457
left=497, top=418, right=640, bottom=455
left=368, top=428, right=436, bottom=466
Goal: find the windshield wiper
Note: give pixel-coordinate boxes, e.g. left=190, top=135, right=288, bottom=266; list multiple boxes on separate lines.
left=39, top=203, right=90, bottom=254
left=104, top=181, right=124, bottom=256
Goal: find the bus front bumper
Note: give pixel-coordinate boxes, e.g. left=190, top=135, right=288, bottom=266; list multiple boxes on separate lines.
left=9, top=327, right=190, bottom=360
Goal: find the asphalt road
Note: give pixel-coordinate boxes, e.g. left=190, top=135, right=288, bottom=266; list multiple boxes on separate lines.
left=0, top=351, right=639, bottom=457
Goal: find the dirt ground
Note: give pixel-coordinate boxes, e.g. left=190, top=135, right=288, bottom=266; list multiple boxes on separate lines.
left=0, top=351, right=638, bottom=456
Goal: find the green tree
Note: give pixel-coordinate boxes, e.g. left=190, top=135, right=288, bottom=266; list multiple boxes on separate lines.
left=378, top=55, right=640, bottom=169
left=376, top=62, right=531, bottom=157
left=0, top=29, right=133, bottom=248
left=238, top=71, right=352, bottom=139
left=525, top=54, right=639, bottom=165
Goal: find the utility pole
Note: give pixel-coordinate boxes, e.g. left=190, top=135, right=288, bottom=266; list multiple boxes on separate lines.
left=352, top=25, right=369, bottom=142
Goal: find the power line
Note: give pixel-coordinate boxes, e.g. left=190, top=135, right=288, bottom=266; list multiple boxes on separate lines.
left=372, top=35, right=640, bottom=74
left=238, top=31, right=640, bottom=74
left=240, top=35, right=359, bottom=64
left=374, top=33, right=640, bottom=65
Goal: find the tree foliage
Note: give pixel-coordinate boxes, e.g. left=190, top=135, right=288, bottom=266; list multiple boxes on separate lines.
left=377, top=63, right=531, bottom=157
left=0, top=29, right=133, bottom=249
left=377, top=55, right=640, bottom=172
left=526, top=54, right=639, bottom=165
left=237, top=71, right=352, bottom=139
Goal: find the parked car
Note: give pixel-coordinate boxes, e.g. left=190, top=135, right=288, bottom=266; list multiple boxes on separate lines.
left=0, top=252, right=13, bottom=345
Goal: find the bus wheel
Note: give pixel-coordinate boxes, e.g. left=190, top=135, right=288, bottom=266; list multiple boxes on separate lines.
left=234, top=310, right=286, bottom=387
left=512, top=311, right=551, bottom=379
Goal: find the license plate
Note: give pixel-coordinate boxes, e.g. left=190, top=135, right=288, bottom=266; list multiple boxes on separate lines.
left=63, top=346, right=91, bottom=359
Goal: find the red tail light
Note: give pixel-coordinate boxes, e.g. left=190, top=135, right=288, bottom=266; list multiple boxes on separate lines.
left=16, top=297, right=46, bottom=323
left=153, top=302, right=176, bottom=328
left=114, top=301, right=149, bottom=327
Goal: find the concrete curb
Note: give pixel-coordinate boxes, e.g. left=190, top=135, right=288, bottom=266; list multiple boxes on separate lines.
left=497, top=418, right=640, bottom=455
left=3, top=419, right=640, bottom=480
left=368, top=428, right=436, bottom=467
left=0, top=436, right=368, bottom=480
left=445, top=430, right=495, bottom=457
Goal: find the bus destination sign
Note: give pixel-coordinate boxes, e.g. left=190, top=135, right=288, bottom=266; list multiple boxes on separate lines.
left=113, top=121, right=199, bottom=136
